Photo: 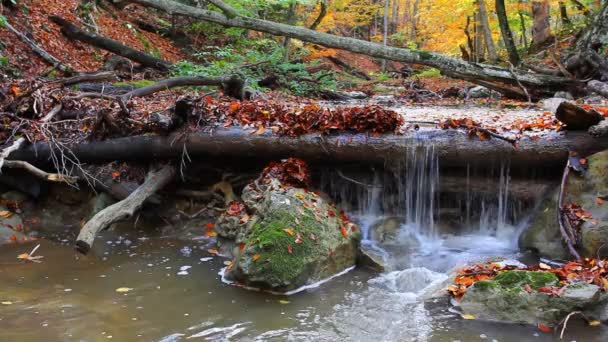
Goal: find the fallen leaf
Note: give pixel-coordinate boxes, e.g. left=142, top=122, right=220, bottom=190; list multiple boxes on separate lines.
left=224, top=261, right=232, bottom=266
left=461, top=314, right=475, bottom=320
left=598, top=197, right=604, bottom=205
left=204, top=231, right=217, bottom=237
left=252, top=254, right=261, bottom=262
left=0, top=210, right=13, bottom=218
left=239, top=243, right=246, bottom=251
left=340, top=225, right=348, bottom=238
left=287, top=244, right=293, bottom=254
left=295, top=233, right=303, bottom=244
left=253, top=125, right=266, bottom=135
left=1, top=301, right=13, bottom=305
left=278, top=300, right=290, bottom=304
left=282, top=228, right=295, bottom=236
left=537, top=323, right=552, bottom=333
left=111, top=171, right=121, bottom=179
left=588, top=320, right=601, bottom=327
left=115, top=287, right=133, bottom=293
left=240, top=214, right=250, bottom=224
left=539, top=262, right=551, bottom=270
left=205, top=223, right=215, bottom=230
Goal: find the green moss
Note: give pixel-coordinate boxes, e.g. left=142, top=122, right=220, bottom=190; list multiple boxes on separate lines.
left=114, top=80, right=155, bottom=88
left=473, top=280, right=498, bottom=290
left=494, top=270, right=558, bottom=289
left=243, top=209, right=322, bottom=286
left=417, top=51, right=433, bottom=60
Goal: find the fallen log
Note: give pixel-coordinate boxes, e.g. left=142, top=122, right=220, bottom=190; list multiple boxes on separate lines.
left=75, top=164, right=175, bottom=254
left=125, top=0, right=577, bottom=95
left=49, top=16, right=171, bottom=71
left=9, top=128, right=608, bottom=171
left=327, top=56, right=371, bottom=80
left=4, top=21, right=74, bottom=74
left=555, top=101, right=604, bottom=130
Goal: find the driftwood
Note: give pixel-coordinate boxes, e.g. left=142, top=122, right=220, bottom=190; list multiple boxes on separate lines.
left=49, top=16, right=171, bottom=71
left=555, top=102, right=604, bottom=130
left=75, top=164, right=175, bottom=254
left=9, top=128, right=608, bottom=170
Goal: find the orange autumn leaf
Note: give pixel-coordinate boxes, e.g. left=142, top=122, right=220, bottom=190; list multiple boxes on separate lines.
left=111, top=171, right=121, bottom=179
left=282, top=228, right=295, bottom=236
left=537, top=324, right=552, bottom=333
left=205, top=223, right=215, bottom=230
left=252, top=254, right=261, bottom=262
left=204, top=231, right=217, bottom=237
left=340, top=225, right=348, bottom=238
left=239, top=243, right=246, bottom=251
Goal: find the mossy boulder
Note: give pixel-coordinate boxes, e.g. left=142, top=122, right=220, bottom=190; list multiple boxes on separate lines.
left=460, top=270, right=605, bottom=326
left=520, top=149, right=608, bottom=258
left=226, top=179, right=360, bottom=292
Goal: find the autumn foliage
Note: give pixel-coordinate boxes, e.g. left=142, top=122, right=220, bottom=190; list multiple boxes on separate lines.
left=449, top=259, right=608, bottom=301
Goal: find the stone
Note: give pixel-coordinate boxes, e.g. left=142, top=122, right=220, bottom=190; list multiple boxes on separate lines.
left=0, top=205, right=28, bottom=244
left=554, top=91, right=574, bottom=100
left=358, top=243, right=386, bottom=272
left=226, top=178, right=360, bottom=292
left=539, top=97, right=569, bottom=114
left=341, top=91, right=368, bottom=100
left=467, top=86, right=501, bottom=99
left=459, top=270, right=604, bottom=326
left=521, top=149, right=608, bottom=258
left=369, top=216, right=402, bottom=244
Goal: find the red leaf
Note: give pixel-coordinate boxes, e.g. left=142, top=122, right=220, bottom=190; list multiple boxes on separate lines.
left=537, top=324, right=552, bottom=333
left=205, top=223, right=215, bottom=230
left=287, top=244, right=293, bottom=254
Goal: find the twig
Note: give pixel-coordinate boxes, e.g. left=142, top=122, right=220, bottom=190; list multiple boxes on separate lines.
left=558, top=160, right=582, bottom=260
left=508, top=62, right=532, bottom=105
left=558, top=311, right=585, bottom=339
left=336, top=170, right=377, bottom=188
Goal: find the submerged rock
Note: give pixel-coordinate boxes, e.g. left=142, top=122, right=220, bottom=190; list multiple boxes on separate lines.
left=520, top=149, right=608, bottom=258
left=0, top=205, right=28, bottom=244
left=226, top=166, right=361, bottom=292
left=459, top=270, right=607, bottom=326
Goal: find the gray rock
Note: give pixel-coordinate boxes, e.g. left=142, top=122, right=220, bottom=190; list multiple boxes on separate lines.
left=370, top=95, right=397, bottom=105
left=521, top=149, right=608, bottom=258
left=554, top=91, right=574, bottom=100
left=341, top=91, right=368, bottom=100
left=358, top=243, right=387, bottom=272
left=226, top=178, right=360, bottom=292
left=468, top=86, right=501, bottom=99
left=459, top=270, right=604, bottom=326
left=539, top=97, right=569, bottom=114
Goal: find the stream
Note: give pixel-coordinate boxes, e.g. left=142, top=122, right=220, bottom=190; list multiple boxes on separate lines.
left=2, top=105, right=608, bottom=341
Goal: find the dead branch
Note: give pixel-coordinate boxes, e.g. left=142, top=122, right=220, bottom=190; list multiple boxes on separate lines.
left=4, top=21, right=74, bottom=74
left=75, top=164, right=176, bottom=254
left=2, top=160, right=78, bottom=184
left=52, top=71, right=117, bottom=87
left=208, top=0, right=239, bottom=17
left=0, top=104, right=63, bottom=171
left=508, top=62, right=532, bottom=104
left=558, top=160, right=582, bottom=260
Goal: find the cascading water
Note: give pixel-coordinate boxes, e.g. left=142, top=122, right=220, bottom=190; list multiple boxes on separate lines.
left=318, top=142, right=540, bottom=272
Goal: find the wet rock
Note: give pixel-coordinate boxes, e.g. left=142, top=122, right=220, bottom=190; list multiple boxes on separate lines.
left=459, top=270, right=605, bottom=326
left=340, top=91, right=368, bottom=100
left=216, top=213, right=248, bottom=240
left=370, top=95, right=397, bottom=105
left=554, top=91, right=574, bottom=100
left=368, top=267, right=448, bottom=298
left=467, top=86, right=501, bottom=99
left=521, top=149, right=608, bottom=258
left=1, top=191, right=29, bottom=206
left=370, top=217, right=402, bottom=243
left=226, top=178, right=360, bottom=292
left=539, top=97, right=569, bottom=114
left=358, top=243, right=386, bottom=272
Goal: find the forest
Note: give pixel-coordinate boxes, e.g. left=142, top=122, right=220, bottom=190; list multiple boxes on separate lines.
left=0, top=0, right=607, bottom=341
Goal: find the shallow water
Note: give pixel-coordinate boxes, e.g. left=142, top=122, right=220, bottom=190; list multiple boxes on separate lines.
left=2, top=232, right=607, bottom=342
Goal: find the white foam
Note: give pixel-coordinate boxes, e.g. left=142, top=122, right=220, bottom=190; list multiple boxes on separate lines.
left=218, top=265, right=356, bottom=296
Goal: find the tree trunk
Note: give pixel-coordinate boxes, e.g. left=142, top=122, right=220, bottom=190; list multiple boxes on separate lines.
left=9, top=128, right=608, bottom=171
left=530, top=0, right=554, bottom=51
left=124, top=0, right=577, bottom=95
left=495, top=0, right=520, bottom=65
left=474, top=10, right=485, bottom=62
left=477, top=0, right=498, bottom=62
left=309, top=0, right=328, bottom=30
left=558, top=1, right=571, bottom=25
left=49, top=16, right=172, bottom=71
left=382, top=0, right=390, bottom=72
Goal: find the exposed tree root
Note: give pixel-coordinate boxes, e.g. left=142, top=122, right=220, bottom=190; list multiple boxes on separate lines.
left=557, top=159, right=582, bottom=260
